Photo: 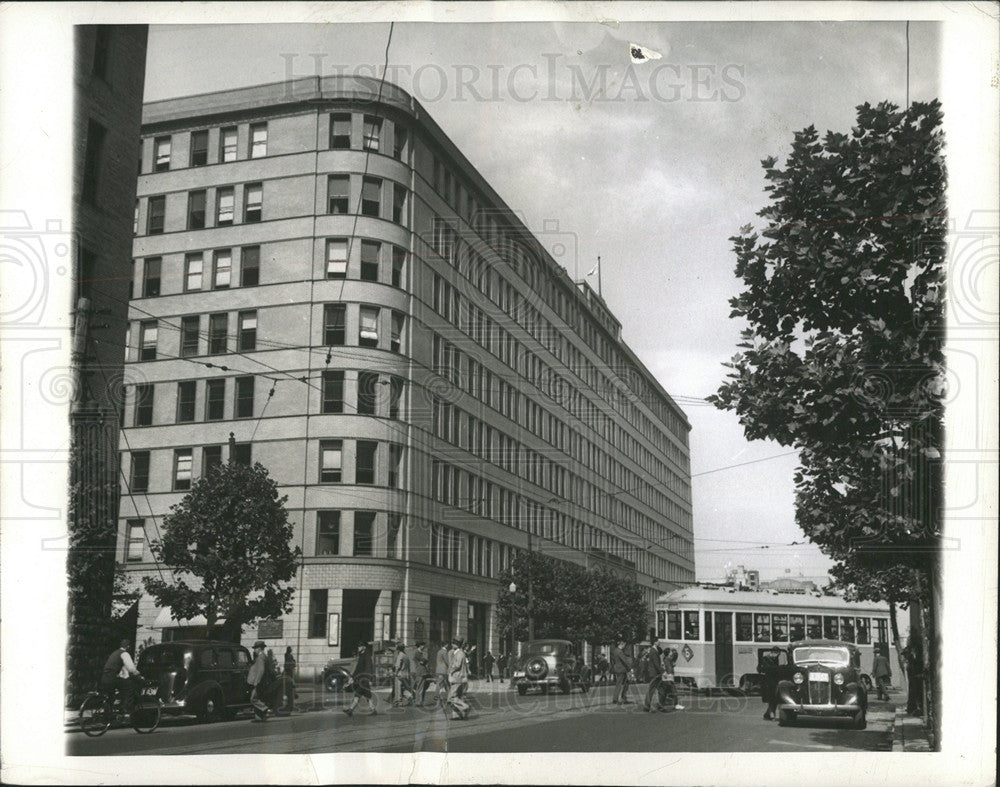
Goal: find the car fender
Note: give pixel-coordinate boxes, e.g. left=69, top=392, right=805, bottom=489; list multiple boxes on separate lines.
left=186, top=678, right=225, bottom=709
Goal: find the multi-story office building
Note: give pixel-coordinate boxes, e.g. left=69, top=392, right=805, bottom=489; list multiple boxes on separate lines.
left=118, top=76, right=694, bottom=670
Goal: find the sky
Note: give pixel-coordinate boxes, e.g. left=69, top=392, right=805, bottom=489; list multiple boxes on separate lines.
left=142, top=19, right=941, bottom=583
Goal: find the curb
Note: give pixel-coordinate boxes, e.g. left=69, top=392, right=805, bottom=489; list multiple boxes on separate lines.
left=891, top=707, right=903, bottom=752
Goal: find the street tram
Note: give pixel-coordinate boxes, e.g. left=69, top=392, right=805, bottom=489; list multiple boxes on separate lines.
left=654, top=586, right=893, bottom=691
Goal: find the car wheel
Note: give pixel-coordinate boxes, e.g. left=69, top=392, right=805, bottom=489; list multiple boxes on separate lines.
left=853, top=709, right=867, bottom=730
left=197, top=688, right=224, bottom=723
left=517, top=685, right=527, bottom=696
left=777, top=709, right=794, bottom=727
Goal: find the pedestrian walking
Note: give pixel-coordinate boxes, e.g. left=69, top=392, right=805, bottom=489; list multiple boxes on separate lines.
left=247, top=640, right=270, bottom=721
left=871, top=646, right=893, bottom=701
left=283, top=646, right=297, bottom=712
left=904, top=638, right=924, bottom=715
left=610, top=639, right=634, bottom=704
left=446, top=639, right=471, bottom=720
left=433, top=642, right=451, bottom=706
left=392, top=642, right=415, bottom=706
left=643, top=642, right=666, bottom=712
left=343, top=642, right=379, bottom=717
left=483, top=650, right=496, bottom=683
left=597, top=654, right=610, bottom=685
left=497, top=652, right=507, bottom=682
left=412, top=641, right=432, bottom=706
left=661, top=648, right=681, bottom=711
left=758, top=646, right=787, bottom=720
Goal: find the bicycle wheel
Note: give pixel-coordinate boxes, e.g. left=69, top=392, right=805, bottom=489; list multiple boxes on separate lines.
left=79, top=693, right=112, bottom=737
left=131, top=696, right=161, bottom=733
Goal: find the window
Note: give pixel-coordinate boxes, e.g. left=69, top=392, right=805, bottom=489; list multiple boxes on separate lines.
left=683, top=611, right=700, bottom=640
left=387, top=513, right=401, bottom=556
left=392, top=183, right=407, bottom=224
left=874, top=618, right=889, bottom=646
left=176, top=381, right=197, bottom=423
left=230, top=442, right=252, bottom=465
left=237, top=310, right=257, bottom=351
left=139, top=321, right=157, bottom=360
left=362, top=115, right=381, bottom=151
left=142, top=257, right=161, bottom=297
left=325, top=239, right=347, bottom=278
left=213, top=250, right=232, bottom=289
left=146, top=196, right=165, bottom=234
left=249, top=123, right=267, bottom=158
left=361, top=177, right=380, bottom=217
left=205, top=379, right=225, bottom=420
left=388, top=443, right=402, bottom=488
left=82, top=120, right=106, bottom=204
left=753, top=613, right=771, bottom=642
left=190, top=130, right=208, bottom=166
left=666, top=611, right=681, bottom=640
left=220, top=126, right=237, bottom=162
left=359, top=306, right=379, bottom=347
left=134, top=383, right=154, bottom=426
left=806, top=615, right=822, bottom=639
left=354, top=511, right=375, bottom=556
left=704, top=612, right=714, bottom=642
left=201, top=445, right=222, bottom=475
left=321, top=370, right=344, bottom=414
left=388, top=376, right=403, bottom=420
left=391, top=247, right=406, bottom=288
left=736, top=612, right=753, bottom=642
left=184, top=253, right=203, bottom=291
left=129, top=452, right=150, bottom=493
left=154, top=136, right=171, bottom=172
left=133, top=201, right=139, bottom=235
left=244, top=183, right=262, bottom=223
left=839, top=617, right=856, bottom=643
left=356, top=440, right=377, bottom=484
left=357, top=371, right=379, bottom=415
left=208, top=313, right=228, bottom=354
left=329, top=113, right=351, bottom=148
left=392, top=124, right=407, bottom=159
left=126, top=520, right=145, bottom=561
left=789, top=615, right=806, bottom=641
left=187, top=190, right=206, bottom=229
left=327, top=176, right=349, bottom=214
left=390, top=311, right=404, bottom=353
left=240, top=246, right=260, bottom=286
left=656, top=610, right=666, bottom=639
left=360, top=241, right=379, bottom=281
left=316, top=511, right=340, bottom=555
left=173, top=448, right=193, bottom=490
left=319, top=440, right=343, bottom=482
left=216, top=187, right=234, bottom=226
left=772, top=614, right=789, bottom=642
left=823, top=616, right=839, bottom=639
left=323, top=304, right=346, bottom=345
left=234, top=376, right=254, bottom=418
left=856, top=617, right=871, bottom=645
left=308, top=589, right=328, bottom=638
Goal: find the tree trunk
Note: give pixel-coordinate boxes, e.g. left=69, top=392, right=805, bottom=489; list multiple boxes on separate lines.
left=889, top=599, right=907, bottom=680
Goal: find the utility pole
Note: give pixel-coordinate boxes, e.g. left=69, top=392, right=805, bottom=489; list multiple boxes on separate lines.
left=527, top=527, right=534, bottom=641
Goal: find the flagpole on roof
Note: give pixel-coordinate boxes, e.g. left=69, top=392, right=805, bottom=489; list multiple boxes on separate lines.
left=597, top=256, right=602, bottom=298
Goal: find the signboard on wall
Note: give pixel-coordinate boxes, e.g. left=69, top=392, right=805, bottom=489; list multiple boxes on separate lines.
left=258, top=619, right=283, bottom=639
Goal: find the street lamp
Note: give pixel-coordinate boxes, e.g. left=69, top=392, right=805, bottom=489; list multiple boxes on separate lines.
left=508, top=582, right=517, bottom=683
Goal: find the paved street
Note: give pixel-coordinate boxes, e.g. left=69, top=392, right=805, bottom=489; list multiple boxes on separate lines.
left=67, top=682, right=899, bottom=755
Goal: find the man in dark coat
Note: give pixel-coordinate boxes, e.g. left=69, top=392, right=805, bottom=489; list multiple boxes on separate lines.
left=343, top=642, right=379, bottom=717
left=643, top=643, right=666, bottom=711
left=871, top=646, right=893, bottom=701
left=758, top=646, right=790, bottom=720
left=610, top=639, right=634, bottom=704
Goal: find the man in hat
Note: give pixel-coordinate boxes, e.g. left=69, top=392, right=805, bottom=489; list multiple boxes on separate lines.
left=247, top=640, right=270, bottom=720
left=343, top=642, right=378, bottom=717
left=392, top=642, right=415, bottom=707
left=446, top=639, right=470, bottom=720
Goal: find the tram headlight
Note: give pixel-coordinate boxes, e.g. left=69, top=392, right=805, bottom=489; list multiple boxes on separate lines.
left=833, top=673, right=845, bottom=686
left=793, top=672, right=805, bottom=685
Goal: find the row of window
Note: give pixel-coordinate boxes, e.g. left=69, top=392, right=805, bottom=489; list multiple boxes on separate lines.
left=132, top=375, right=256, bottom=426
left=144, top=112, right=409, bottom=175
left=655, top=610, right=891, bottom=646
left=129, top=304, right=406, bottom=362
left=127, top=441, right=250, bottom=494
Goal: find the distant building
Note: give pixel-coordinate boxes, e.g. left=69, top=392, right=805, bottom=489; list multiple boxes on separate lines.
left=117, top=77, right=695, bottom=670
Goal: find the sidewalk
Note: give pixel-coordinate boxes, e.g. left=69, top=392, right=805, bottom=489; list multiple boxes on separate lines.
left=892, top=707, right=933, bottom=752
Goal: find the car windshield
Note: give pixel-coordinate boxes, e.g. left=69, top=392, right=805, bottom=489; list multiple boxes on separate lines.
left=527, top=643, right=562, bottom=655
left=792, top=646, right=850, bottom=667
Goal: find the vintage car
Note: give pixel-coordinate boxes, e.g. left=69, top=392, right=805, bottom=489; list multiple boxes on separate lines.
left=775, top=639, right=868, bottom=729
left=511, top=639, right=591, bottom=695
left=137, top=640, right=290, bottom=722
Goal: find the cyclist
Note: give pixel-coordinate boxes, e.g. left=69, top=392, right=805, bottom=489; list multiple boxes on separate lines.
left=100, top=639, right=142, bottom=719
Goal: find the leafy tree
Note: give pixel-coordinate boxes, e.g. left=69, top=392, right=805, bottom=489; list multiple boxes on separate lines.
left=709, top=100, right=945, bottom=745
left=143, top=461, right=300, bottom=639
left=497, top=552, right=648, bottom=648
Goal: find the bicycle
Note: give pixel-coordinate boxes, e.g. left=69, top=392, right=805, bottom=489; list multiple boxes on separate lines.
left=78, top=679, right=162, bottom=737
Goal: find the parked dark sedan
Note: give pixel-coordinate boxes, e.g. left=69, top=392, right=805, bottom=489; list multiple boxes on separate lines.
left=775, top=639, right=868, bottom=729
left=511, top=640, right=591, bottom=696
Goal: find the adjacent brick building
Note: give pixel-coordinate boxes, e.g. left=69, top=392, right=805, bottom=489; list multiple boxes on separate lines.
left=118, top=76, right=694, bottom=671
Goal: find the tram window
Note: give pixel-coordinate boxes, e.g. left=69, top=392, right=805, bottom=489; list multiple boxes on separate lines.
left=753, top=613, right=771, bottom=642
left=772, top=614, right=789, bottom=641
left=874, top=618, right=888, bottom=645
left=656, top=610, right=666, bottom=640
left=823, top=616, right=839, bottom=639
left=806, top=615, right=822, bottom=638
left=840, top=617, right=855, bottom=643
left=855, top=618, right=871, bottom=644
left=789, top=615, right=805, bottom=641
left=684, top=611, right=700, bottom=640
left=736, top=613, right=753, bottom=642
left=704, top=612, right=713, bottom=642
left=666, top=611, right=681, bottom=640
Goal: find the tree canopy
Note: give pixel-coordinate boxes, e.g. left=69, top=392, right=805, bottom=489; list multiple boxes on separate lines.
left=143, top=461, right=300, bottom=638
left=496, top=551, right=649, bottom=646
